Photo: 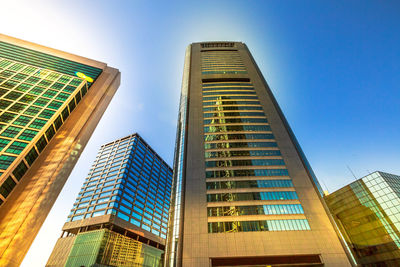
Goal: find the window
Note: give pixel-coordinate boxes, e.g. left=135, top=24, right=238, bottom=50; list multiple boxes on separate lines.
left=1, top=126, right=22, bottom=138
left=24, top=106, right=41, bottom=116
left=6, top=141, right=28, bottom=155
left=25, top=147, right=38, bottom=166
left=29, top=118, right=47, bottom=129
left=12, top=115, right=33, bottom=126
left=0, top=176, right=16, bottom=198
left=0, top=155, right=16, bottom=174
left=18, top=129, right=38, bottom=141
left=0, top=138, right=11, bottom=151
left=38, top=109, right=55, bottom=119
left=0, top=112, right=17, bottom=123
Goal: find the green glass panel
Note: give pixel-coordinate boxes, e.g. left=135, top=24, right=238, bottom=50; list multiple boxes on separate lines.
left=18, top=129, right=38, bottom=141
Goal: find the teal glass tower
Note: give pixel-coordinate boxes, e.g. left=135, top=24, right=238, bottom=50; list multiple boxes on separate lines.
left=47, top=133, right=172, bottom=267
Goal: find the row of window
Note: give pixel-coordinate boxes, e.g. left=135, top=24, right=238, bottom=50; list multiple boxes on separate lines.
left=116, top=211, right=167, bottom=239
left=206, top=168, right=289, bottom=178
left=121, top=192, right=169, bottom=220
left=202, top=87, right=255, bottom=93
left=206, top=179, right=293, bottom=190
left=0, top=78, right=75, bottom=95
left=205, top=141, right=277, bottom=150
left=203, top=90, right=256, bottom=96
left=205, top=149, right=281, bottom=158
left=0, top=79, right=86, bottom=200
left=203, top=118, right=268, bottom=125
left=205, top=159, right=285, bottom=168
left=204, top=125, right=271, bottom=133
left=208, top=204, right=304, bottom=216
left=203, top=111, right=265, bottom=118
left=203, top=106, right=263, bottom=112
left=203, top=100, right=260, bottom=106
left=202, top=82, right=253, bottom=87
left=93, top=152, right=171, bottom=187
left=208, top=219, right=310, bottom=233
left=0, top=66, right=82, bottom=88
left=203, top=95, right=259, bottom=101
left=202, top=71, right=248, bottom=75
left=207, top=191, right=298, bottom=202
left=0, top=44, right=102, bottom=84
left=0, top=73, right=84, bottom=157
left=204, top=133, right=274, bottom=142
left=99, top=138, right=167, bottom=168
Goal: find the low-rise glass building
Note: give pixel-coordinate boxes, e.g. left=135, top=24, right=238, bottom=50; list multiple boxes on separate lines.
left=325, top=171, right=400, bottom=266
left=47, top=133, right=172, bottom=267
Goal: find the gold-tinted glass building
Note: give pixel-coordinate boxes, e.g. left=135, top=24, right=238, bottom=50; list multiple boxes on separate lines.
left=325, top=171, right=400, bottom=266
left=165, top=42, right=352, bottom=266
left=0, top=34, right=120, bottom=266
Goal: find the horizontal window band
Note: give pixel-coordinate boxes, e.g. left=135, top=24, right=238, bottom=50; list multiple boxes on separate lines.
left=202, top=71, right=248, bottom=75
left=204, top=133, right=274, bottom=142
left=210, top=254, right=320, bottom=266
left=206, top=166, right=286, bottom=172
left=205, top=159, right=285, bottom=168
left=204, top=111, right=265, bottom=117
left=208, top=204, right=304, bottom=216
left=203, top=95, right=259, bottom=101
left=203, top=82, right=253, bottom=87
left=206, top=179, right=293, bottom=189
left=202, top=78, right=251, bottom=83
left=204, top=125, right=271, bottom=133
left=204, top=118, right=268, bottom=125
left=205, top=141, right=278, bottom=150
left=203, top=106, right=263, bottom=112
left=203, top=101, right=260, bottom=106
left=203, top=90, right=256, bottom=96
left=207, top=191, right=298, bottom=202
left=208, top=219, right=310, bottom=233
left=205, top=150, right=281, bottom=158
left=206, top=168, right=289, bottom=178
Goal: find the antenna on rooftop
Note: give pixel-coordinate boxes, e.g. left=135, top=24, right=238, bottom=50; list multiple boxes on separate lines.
left=321, top=179, right=330, bottom=196
left=347, top=165, right=358, bottom=181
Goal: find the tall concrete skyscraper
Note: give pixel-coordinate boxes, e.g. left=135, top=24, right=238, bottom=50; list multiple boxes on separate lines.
left=165, top=42, right=352, bottom=266
left=47, top=133, right=172, bottom=267
left=0, top=34, right=120, bottom=266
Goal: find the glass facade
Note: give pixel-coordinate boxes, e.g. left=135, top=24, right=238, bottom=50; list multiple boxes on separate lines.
left=325, top=171, right=400, bottom=266
left=165, top=46, right=191, bottom=267
left=201, top=51, right=247, bottom=75
left=0, top=55, right=96, bottom=204
left=203, top=81, right=308, bottom=233
left=0, top=41, right=102, bottom=84
left=68, top=134, right=173, bottom=239
left=65, top=229, right=163, bottom=267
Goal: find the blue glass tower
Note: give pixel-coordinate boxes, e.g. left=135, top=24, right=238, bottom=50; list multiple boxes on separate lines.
left=47, top=133, right=172, bottom=267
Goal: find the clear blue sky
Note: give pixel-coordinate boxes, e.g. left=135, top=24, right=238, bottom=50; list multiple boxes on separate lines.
left=1, top=0, right=398, bottom=265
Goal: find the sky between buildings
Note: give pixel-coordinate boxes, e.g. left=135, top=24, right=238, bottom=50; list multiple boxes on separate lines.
left=0, top=0, right=398, bottom=266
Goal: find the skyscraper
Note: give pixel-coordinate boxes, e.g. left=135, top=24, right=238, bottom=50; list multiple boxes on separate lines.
left=166, top=42, right=352, bottom=266
left=325, top=171, right=400, bottom=266
left=0, top=34, right=120, bottom=266
left=47, top=133, right=172, bottom=267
